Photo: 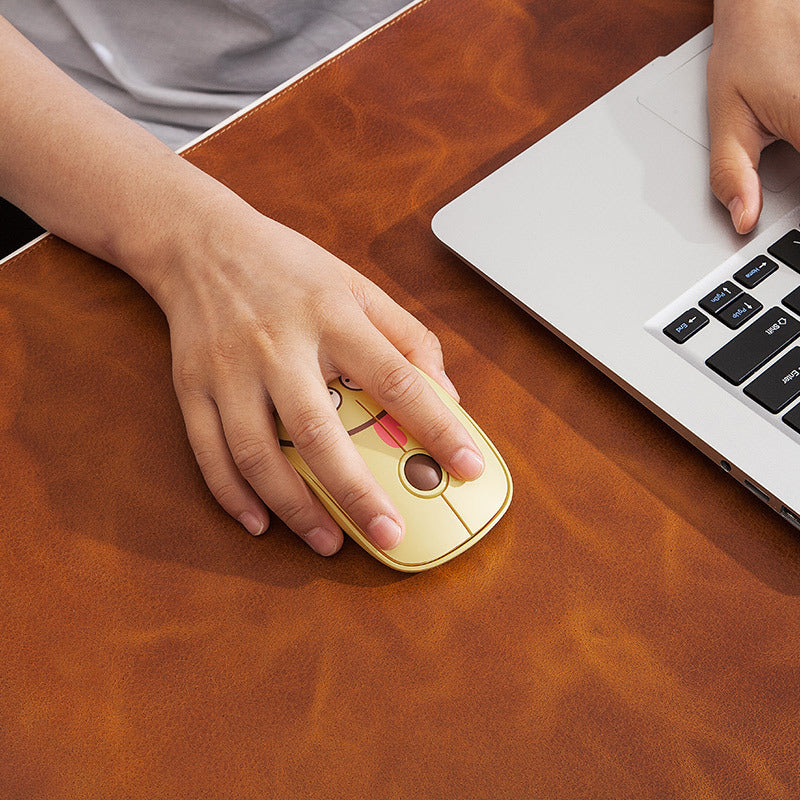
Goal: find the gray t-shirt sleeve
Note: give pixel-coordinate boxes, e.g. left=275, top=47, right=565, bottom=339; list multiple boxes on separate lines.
left=1, top=0, right=409, bottom=149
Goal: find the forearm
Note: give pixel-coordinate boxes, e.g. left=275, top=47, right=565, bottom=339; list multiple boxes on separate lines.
left=0, top=14, right=486, bottom=558
left=0, top=15, right=246, bottom=302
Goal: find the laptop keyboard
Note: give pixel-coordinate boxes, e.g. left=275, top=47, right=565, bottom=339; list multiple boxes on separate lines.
left=650, top=215, right=800, bottom=438
left=705, top=306, right=800, bottom=385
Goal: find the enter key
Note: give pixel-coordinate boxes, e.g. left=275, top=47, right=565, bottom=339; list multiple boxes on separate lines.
left=744, top=346, right=800, bottom=413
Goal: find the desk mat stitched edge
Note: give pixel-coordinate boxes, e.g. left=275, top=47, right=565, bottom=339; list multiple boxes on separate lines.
left=0, top=0, right=433, bottom=275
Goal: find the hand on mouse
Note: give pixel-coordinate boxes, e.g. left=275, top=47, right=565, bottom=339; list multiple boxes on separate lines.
left=0, top=15, right=485, bottom=558
left=707, top=0, right=800, bottom=234
left=153, top=197, right=486, bottom=557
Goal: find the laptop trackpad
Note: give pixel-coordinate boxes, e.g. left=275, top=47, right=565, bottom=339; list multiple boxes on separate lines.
left=637, top=46, right=800, bottom=193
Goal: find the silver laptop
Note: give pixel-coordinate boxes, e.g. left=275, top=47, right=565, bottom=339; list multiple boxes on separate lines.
left=432, top=26, right=800, bottom=528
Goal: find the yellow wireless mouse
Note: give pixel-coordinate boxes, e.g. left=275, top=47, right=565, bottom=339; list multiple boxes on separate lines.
left=276, top=369, right=512, bottom=571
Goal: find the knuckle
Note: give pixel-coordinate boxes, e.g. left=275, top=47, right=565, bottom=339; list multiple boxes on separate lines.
left=212, top=480, right=246, bottom=512
left=420, top=408, right=457, bottom=450
left=305, top=286, right=347, bottom=328
left=208, top=334, right=247, bottom=370
left=709, top=155, right=740, bottom=193
left=290, top=407, right=336, bottom=457
left=347, top=277, right=371, bottom=313
left=273, top=495, right=314, bottom=530
left=173, top=358, right=205, bottom=395
left=337, top=479, right=373, bottom=514
left=375, top=362, right=424, bottom=407
left=251, top=319, right=283, bottom=362
left=230, top=434, right=273, bottom=477
left=191, top=444, right=220, bottom=476
left=420, top=327, right=443, bottom=358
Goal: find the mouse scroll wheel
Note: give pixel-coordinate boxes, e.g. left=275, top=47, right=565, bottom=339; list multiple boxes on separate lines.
left=403, top=453, right=443, bottom=492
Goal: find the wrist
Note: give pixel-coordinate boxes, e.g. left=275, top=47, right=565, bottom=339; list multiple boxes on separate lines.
left=713, top=0, right=788, bottom=29
left=110, top=162, right=261, bottom=312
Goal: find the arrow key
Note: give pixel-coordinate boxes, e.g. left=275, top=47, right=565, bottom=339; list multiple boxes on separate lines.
left=699, top=280, right=742, bottom=315
left=716, top=293, right=763, bottom=329
left=734, top=255, right=778, bottom=289
left=663, top=308, right=709, bottom=343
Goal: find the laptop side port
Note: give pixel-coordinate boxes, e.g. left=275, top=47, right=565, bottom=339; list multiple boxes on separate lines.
left=781, top=506, right=800, bottom=532
left=743, top=480, right=770, bottom=504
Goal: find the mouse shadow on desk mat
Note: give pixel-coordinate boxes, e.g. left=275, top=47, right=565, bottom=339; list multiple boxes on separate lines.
left=368, top=206, right=800, bottom=596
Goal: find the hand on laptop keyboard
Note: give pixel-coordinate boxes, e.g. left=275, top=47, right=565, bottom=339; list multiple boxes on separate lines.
left=707, top=0, right=800, bottom=234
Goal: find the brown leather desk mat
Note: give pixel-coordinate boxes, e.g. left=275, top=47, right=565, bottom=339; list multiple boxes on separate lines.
left=2, top=0, right=798, bottom=796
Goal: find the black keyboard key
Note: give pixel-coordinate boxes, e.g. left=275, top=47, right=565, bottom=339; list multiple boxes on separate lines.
left=699, top=281, right=741, bottom=315
left=783, top=403, right=800, bottom=434
left=783, top=286, right=800, bottom=316
left=734, top=255, right=779, bottom=289
left=768, top=229, right=800, bottom=272
left=716, top=294, right=762, bottom=329
left=663, top=309, right=709, bottom=343
left=705, top=307, right=800, bottom=385
left=744, top=347, right=800, bottom=412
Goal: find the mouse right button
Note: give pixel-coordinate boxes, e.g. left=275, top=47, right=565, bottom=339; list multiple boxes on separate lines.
left=386, top=494, right=472, bottom=568
left=442, top=432, right=512, bottom=534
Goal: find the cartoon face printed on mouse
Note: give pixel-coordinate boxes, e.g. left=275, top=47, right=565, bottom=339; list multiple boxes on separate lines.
left=340, top=376, right=360, bottom=391
left=276, top=376, right=408, bottom=450
left=336, top=377, right=409, bottom=448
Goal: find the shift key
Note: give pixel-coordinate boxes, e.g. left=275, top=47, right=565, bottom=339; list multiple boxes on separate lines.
left=705, top=307, right=800, bottom=385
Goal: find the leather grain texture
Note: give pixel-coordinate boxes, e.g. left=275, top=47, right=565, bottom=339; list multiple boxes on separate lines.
left=3, top=0, right=798, bottom=797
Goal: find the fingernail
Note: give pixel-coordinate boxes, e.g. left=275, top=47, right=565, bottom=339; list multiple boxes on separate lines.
left=439, top=370, right=460, bottom=401
left=304, top=527, right=340, bottom=557
left=728, top=196, right=746, bottom=233
left=451, top=447, right=484, bottom=480
left=239, top=511, right=266, bottom=536
left=367, top=515, right=403, bottom=550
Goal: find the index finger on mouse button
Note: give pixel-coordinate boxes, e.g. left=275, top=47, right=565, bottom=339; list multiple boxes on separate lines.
left=342, top=343, right=484, bottom=482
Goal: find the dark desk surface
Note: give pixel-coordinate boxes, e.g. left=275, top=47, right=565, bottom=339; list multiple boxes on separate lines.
left=3, top=0, right=798, bottom=796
